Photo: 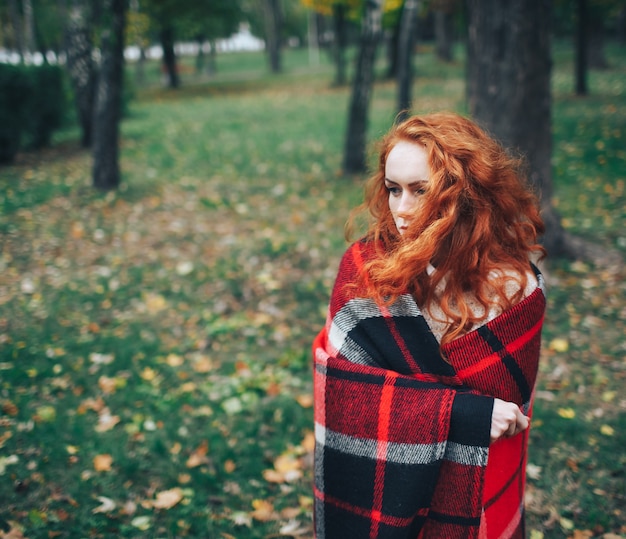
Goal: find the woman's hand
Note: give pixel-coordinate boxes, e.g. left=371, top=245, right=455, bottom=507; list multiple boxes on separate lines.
left=490, top=398, right=529, bottom=443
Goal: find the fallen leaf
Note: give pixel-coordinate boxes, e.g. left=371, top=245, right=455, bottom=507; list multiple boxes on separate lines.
left=93, top=454, right=113, bottom=472
left=144, top=292, right=167, bottom=313
left=92, top=496, right=116, bottom=514
left=600, top=424, right=614, bottom=436
left=34, top=405, right=56, bottom=422
left=296, top=394, right=313, bottom=408
left=2, top=400, right=18, bottom=416
left=301, top=431, right=315, bottom=453
left=98, top=375, right=117, bottom=394
left=186, top=440, right=209, bottom=468
left=149, top=488, right=183, bottom=510
left=526, top=463, right=542, bottom=480
left=130, top=515, right=151, bottom=530
left=0, top=455, right=19, bottom=475
left=229, top=511, right=252, bottom=527
left=0, top=521, right=27, bottom=538
left=95, top=408, right=120, bottom=433
left=165, top=353, right=184, bottom=367
left=558, top=408, right=576, bottom=419
left=250, top=499, right=277, bottom=522
left=549, top=338, right=569, bottom=352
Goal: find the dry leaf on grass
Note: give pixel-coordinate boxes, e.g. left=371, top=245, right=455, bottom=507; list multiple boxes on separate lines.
left=93, top=454, right=113, bottom=472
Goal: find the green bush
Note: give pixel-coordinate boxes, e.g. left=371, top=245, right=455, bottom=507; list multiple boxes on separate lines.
left=0, top=63, right=67, bottom=163
left=24, top=64, right=67, bottom=149
left=0, top=64, right=31, bottom=164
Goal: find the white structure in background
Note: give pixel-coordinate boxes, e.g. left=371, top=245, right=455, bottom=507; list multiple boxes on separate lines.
left=0, top=23, right=264, bottom=65
left=125, top=23, right=264, bottom=62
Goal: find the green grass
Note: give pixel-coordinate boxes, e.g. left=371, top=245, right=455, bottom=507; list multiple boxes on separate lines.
left=1, top=43, right=625, bottom=538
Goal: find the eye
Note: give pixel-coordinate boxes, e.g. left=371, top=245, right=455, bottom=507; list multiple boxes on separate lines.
left=413, top=186, right=426, bottom=195
left=385, top=184, right=401, bottom=196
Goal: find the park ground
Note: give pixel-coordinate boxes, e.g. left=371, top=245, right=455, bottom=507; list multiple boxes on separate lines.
left=0, top=43, right=625, bottom=538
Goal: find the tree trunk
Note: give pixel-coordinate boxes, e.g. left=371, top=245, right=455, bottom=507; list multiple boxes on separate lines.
left=575, top=0, right=588, bottom=95
left=587, top=15, right=608, bottom=69
left=65, top=0, right=96, bottom=147
left=8, top=0, right=25, bottom=61
left=434, top=9, right=454, bottom=62
left=618, top=7, right=626, bottom=45
left=466, top=0, right=565, bottom=255
left=208, top=40, right=217, bottom=75
left=263, top=0, right=282, bottom=73
left=23, top=0, right=36, bottom=54
left=308, top=9, right=320, bottom=67
left=333, top=3, right=348, bottom=86
left=160, top=25, right=179, bottom=88
left=195, top=35, right=205, bottom=74
left=386, top=13, right=401, bottom=80
left=396, top=0, right=419, bottom=122
left=92, top=0, right=126, bottom=190
left=343, top=0, right=383, bottom=174
left=467, top=0, right=619, bottom=264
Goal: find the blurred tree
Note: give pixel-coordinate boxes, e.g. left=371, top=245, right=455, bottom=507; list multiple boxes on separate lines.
left=466, top=0, right=567, bottom=256
left=432, top=0, right=457, bottom=62
left=467, top=0, right=617, bottom=263
left=65, top=0, right=97, bottom=147
left=92, top=0, right=127, bottom=190
left=575, top=0, right=588, bottom=95
left=343, top=0, right=383, bottom=173
left=396, top=0, right=419, bottom=121
left=301, top=0, right=361, bottom=86
left=7, top=0, right=25, bottom=60
left=126, top=0, right=150, bottom=82
left=263, top=0, right=283, bottom=73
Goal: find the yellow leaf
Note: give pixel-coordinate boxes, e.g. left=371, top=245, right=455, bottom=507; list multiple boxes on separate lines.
left=140, top=367, right=157, bottom=381
left=549, top=338, right=569, bottom=352
left=191, top=356, right=213, bottom=373
left=301, top=431, right=315, bottom=453
left=186, top=440, right=209, bottom=468
left=558, top=408, right=576, bottom=419
left=150, top=488, right=183, bottom=510
left=165, top=354, right=184, bottom=367
left=601, top=391, right=616, bottom=402
left=274, top=454, right=301, bottom=474
left=262, top=469, right=284, bottom=483
left=34, top=405, right=56, bottom=422
left=296, top=393, right=313, bottom=408
left=98, top=375, right=117, bottom=394
left=600, top=424, right=614, bottom=436
left=224, top=460, right=236, bottom=473
left=144, top=292, right=167, bottom=313
left=93, top=454, right=113, bottom=472
left=250, top=499, right=276, bottom=522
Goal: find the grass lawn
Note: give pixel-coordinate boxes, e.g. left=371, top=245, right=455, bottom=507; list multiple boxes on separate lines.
left=1, top=43, right=625, bottom=538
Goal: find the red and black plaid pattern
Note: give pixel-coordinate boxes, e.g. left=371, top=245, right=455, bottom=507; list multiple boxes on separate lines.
left=313, top=241, right=545, bottom=538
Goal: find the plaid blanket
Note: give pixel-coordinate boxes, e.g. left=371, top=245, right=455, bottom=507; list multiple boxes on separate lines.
left=313, top=241, right=546, bottom=538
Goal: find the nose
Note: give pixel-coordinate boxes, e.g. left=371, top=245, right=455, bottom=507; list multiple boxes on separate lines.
left=397, top=191, right=418, bottom=216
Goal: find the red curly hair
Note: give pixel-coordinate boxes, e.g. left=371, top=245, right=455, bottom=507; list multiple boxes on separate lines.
left=347, top=112, right=546, bottom=345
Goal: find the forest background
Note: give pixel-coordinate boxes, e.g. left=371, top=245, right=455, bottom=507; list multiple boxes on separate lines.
left=0, top=0, right=625, bottom=538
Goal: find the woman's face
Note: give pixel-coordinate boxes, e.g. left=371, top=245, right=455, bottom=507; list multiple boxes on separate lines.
left=384, top=140, right=430, bottom=235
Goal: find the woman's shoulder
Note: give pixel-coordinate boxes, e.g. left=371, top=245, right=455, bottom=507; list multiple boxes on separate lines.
left=489, top=263, right=542, bottom=300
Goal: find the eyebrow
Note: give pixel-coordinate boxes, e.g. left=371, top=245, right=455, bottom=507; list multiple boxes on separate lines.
left=384, top=178, right=427, bottom=187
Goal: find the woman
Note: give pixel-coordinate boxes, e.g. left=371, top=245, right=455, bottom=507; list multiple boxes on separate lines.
left=313, top=112, right=546, bottom=538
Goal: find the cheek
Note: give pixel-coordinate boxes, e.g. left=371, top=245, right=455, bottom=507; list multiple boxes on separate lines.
left=388, top=195, right=399, bottom=214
